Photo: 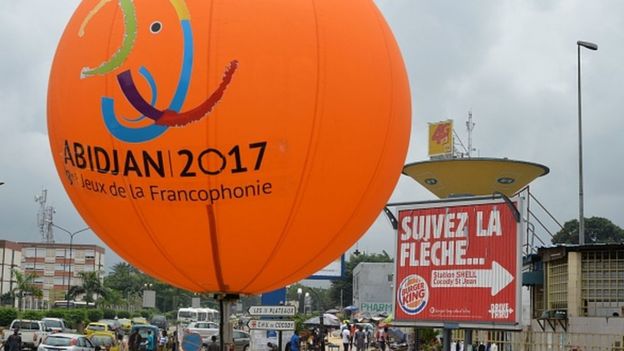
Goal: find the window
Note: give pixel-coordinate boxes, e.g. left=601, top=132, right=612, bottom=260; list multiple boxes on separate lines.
left=23, top=248, right=36, bottom=258
left=24, top=262, right=35, bottom=269
left=547, top=258, right=568, bottom=310
left=581, top=250, right=624, bottom=317
left=85, top=250, right=95, bottom=259
left=54, top=277, right=65, bottom=285
left=55, top=249, right=66, bottom=258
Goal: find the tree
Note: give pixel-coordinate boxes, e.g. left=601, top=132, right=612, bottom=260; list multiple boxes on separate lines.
left=552, top=217, right=624, bottom=244
left=68, top=271, right=107, bottom=305
left=11, top=269, right=43, bottom=311
left=328, top=251, right=392, bottom=309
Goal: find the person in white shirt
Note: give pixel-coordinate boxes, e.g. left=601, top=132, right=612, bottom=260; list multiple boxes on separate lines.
left=342, top=325, right=352, bottom=351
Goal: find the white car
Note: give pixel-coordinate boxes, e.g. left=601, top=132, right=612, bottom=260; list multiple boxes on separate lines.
left=37, top=333, right=99, bottom=351
left=183, top=322, right=219, bottom=342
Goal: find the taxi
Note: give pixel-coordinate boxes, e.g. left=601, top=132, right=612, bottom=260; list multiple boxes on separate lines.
left=85, top=322, right=111, bottom=336
left=88, top=331, right=120, bottom=351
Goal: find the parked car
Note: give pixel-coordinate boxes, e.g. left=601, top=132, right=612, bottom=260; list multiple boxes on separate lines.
left=3, top=319, right=49, bottom=349
left=149, top=315, right=168, bottom=331
left=85, top=323, right=111, bottom=336
left=131, top=317, right=148, bottom=325
left=42, top=318, right=71, bottom=333
left=117, top=319, right=132, bottom=334
left=88, top=331, right=120, bottom=351
left=184, top=321, right=219, bottom=342
left=98, top=320, right=123, bottom=340
left=37, top=333, right=100, bottom=351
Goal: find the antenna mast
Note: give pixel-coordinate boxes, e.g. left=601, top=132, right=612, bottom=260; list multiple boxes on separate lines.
left=466, top=110, right=476, bottom=157
left=35, top=189, right=55, bottom=243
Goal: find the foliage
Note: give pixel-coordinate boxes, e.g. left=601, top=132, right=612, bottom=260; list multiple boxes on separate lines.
left=117, top=310, right=130, bottom=318
left=552, top=217, right=624, bottom=244
left=68, top=271, right=108, bottom=305
left=21, top=310, right=45, bottom=320
left=104, top=263, right=197, bottom=312
left=11, top=269, right=43, bottom=310
left=46, top=309, right=66, bottom=318
left=0, top=308, right=18, bottom=327
left=140, top=309, right=153, bottom=320
left=102, top=309, right=116, bottom=319
left=64, top=309, right=87, bottom=330
left=328, top=252, right=393, bottom=308
left=87, top=309, right=104, bottom=322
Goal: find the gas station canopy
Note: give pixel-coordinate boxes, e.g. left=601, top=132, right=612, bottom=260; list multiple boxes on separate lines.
left=403, top=158, right=549, bottom=199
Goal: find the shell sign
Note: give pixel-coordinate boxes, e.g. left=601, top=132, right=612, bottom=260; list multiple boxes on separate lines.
left=47, top=0, right=411, bottom=293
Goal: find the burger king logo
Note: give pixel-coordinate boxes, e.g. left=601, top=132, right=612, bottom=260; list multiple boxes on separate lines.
left=397, top=274, right=429, bottom=315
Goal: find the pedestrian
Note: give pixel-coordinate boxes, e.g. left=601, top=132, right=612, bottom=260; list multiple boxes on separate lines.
left=349, top=324, right=356, bottom=351
left=374, top=327, right=386, bottom=351
left=146, top=331, right=156, bottom=351
left=341, top=325, right=351, bottom=351
left=365, top=328, right=371, bottom=350
left=129, top=330, right=140, bottom=351
left=159, top=330, right=169, bottom=351
left=171, top=331, right=178, bottom=351
left=354, top=326, right=366, bottom=351
left=4, top=329, right=21, bottom=351
left=290, top=331, right=301, bottom=351
left=207, top=336, right=219, bottom=351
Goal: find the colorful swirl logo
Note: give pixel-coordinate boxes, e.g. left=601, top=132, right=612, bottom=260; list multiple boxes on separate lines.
left=397, top=274, right=429, bottom=315
left=79, top=0, right=238, bottom=143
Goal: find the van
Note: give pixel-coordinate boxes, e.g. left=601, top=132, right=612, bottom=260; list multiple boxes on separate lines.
left=150, top=315, right=168, bottom=331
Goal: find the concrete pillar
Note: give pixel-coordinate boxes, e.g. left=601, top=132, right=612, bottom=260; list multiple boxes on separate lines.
left=567, top=251, right=583, bottom=317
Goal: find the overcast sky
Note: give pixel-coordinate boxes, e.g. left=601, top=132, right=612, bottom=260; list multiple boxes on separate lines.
left=1, top=1, right=623, bottom=273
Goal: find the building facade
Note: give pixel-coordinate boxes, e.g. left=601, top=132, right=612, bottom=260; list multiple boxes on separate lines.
left=0, top=240, right=105, bottom=309
left=352, top=262, right=394, bottom=316
left=0, top=240, right=22, bottom=299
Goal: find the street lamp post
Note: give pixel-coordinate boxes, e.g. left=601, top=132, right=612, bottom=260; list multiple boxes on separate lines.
left=576, top=40, right=598, bottom=245
left=297, top=288, right=303, bottom=314
left=52, top=224, right=90, bottom=308
left=301, top=288, right=325, bottom=351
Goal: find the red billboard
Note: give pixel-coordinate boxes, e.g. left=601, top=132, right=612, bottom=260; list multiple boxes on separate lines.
left=393, top=196, right=523, bottom=329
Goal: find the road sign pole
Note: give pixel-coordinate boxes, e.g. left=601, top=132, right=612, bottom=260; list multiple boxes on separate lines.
left=278, top=330, right=283, bottom=351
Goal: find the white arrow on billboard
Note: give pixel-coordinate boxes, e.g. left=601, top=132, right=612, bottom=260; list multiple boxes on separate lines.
left=431, top=261, right=513, bottom=296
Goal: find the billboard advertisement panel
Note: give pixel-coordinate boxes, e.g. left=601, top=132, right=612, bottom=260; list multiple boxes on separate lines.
left=428, top=120, right=453, bottom=157
left=308, top=255, right=345, bottom=280
left=393, top=196, right=523, bottom=329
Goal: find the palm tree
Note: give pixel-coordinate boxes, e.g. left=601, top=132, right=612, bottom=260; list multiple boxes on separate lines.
left=11, top=269, right=43, bottom=311
left=68, top=271, right=108, bottom=305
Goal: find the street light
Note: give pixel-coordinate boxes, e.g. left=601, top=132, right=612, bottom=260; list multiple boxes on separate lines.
left=52, top=224, right=90, bottom=308
left=576, top=40, right=598, bottom=245
left=296, top=288, right=304, bottom=314
left=300, top=287, right=326, bottom=351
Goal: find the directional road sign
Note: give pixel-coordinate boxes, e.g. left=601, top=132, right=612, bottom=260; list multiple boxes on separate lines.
left=248, top=305, right=296, bottom=316
left=247, top=319, right=296, bottom=331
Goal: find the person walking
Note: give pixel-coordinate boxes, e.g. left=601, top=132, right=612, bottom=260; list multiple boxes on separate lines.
left=375, top=326, right=386, bottom=351
left=128, top=330, right=140, bottom=351
left=4, top=329, right=21, bottom=351
left=171, top=331, right=178, bottom=351
left=146, top=331, right=156, bottom=351
left=354, top=327, right=366, bottom=351
left=290, top=331, right=301, bottom=351
left=207, top=336, right=219, bottom=351
left=341, top=325, right=351, bottom=351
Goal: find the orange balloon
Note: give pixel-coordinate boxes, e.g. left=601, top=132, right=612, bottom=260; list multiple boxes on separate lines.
left=47, top=0, right=411, bottom=293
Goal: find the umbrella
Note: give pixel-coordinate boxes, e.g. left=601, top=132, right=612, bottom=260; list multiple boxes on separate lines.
left=343, top=305, right=359, bottom=312
left=303, top=313, right=341, bottom=327
left=325, top=308, right=340, bottom=314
